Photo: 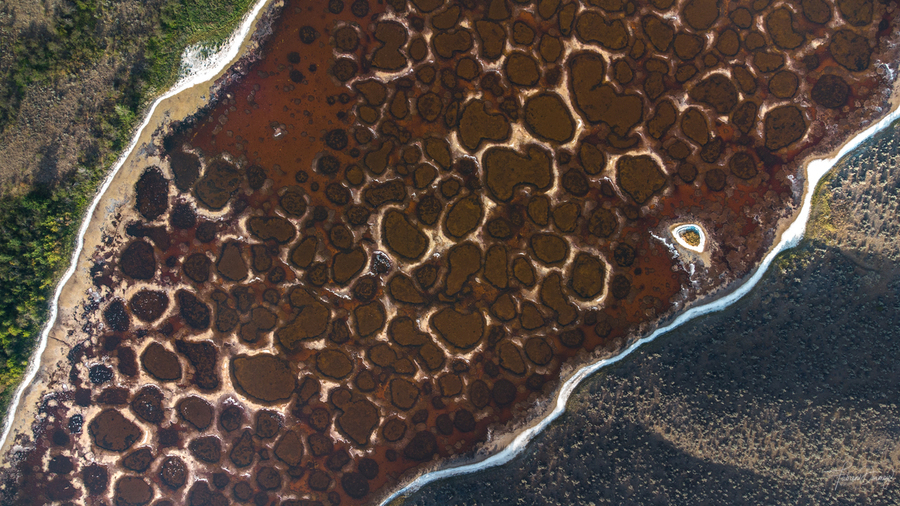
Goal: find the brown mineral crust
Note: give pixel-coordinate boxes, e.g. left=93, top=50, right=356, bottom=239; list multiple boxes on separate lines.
left=403, top=430, right=437, bottom=461
left=568, top=52, right=642, bottom=136
left=169, top=151, right=201, bottom=192
left=769, top=70, right=799, bottom=99
left=177, top=290, right=211, bottom=330
left=490, top=293, right=516, bottom=321
left=216, top=241, right=248, bottom=281
left=250, top=244, right=273, bottom=273
left=363, top=179, right=406, bottom=208
left=754, top=51, right=785, bottom=73
left=174, top=340, right=219, bottom=390
left=457, top=100, right=511, bottom=151
left=387, top=274, right=426, bottom=304
left=530, top=233, right=568, bottom=265
left=247, top=216, right=296, bottom=244
left=389, top=378, right=420, bottom=410
left=114, top=476, right=154, bottom=506
left=389, top=317, right=430, bottom=346
left=255, top=410, right=282, bottom=439
left=474, top=20, right=505, bottom=60
left=642, top=16, right=675, bottom=52
left=182, top=253, right=211, bottom=283
left=765, top=7, right=804, bottom=50
left=158, top=457, right=187, bottom=490
left=119, top=240, right=156, bottom=280
left=673, top=33, right=702, bottom=61
left=569, top=253, right=606, bottom=300
left=274, top=430, right=304, bottom=466
left=483, top=145, right=552, bottom=202
left=194, top=158, right=242, bottom=210
left=381, top=418, right=407, bottom=442
left=279, top=186, right=307, bottom=216
left=497, top=341, right=526, bottom=375
left=764, top=105, right=808, bottom=151
left=734, top=66, right=758, bottom=94
left=732, top=101, right=759, bottom=134
left=140, top=343, right=181, bottom=381
left=523, top=93, right=575, bottom=144
left=354, top=79, right=387, bottom=105
left=122, top=447, right=153, bottom=472
left=445, top=242, right=482, bottom=296
left=104, top=299, right=130, bottom=332
left=705, top=167, right=727, bottom=191
left=289, top=236, right=318, bottom=269
left=689, top=74, right=738, bottom=114
left=444, top=194, right=484, bottom=239
left=812, top=74, right=851, bottom=109
left=129, top=290, right=168, bottom=322
left=432, top=29, right=473, bottom=59
left=616, top=155, right=667, bottom=205
left=189, top=436, right=222, bottom=463
left=355, top=300, right=386, bottom=337
left=338, top=399, right=380, bottom=446
left=89, top=409, right=142, bottom=452
left=134, top=167, right=169, bottom=221
left=838, top=0, right=873, bottom=26
left=524, top=337, right=554, bottom=365
left=232, top=354, right=295, bottom=403
left=716, top=29, right=740, bottom=56
left=316, top=349, right=354, bottom=379
left=648, top=100, right=677, bottom=140
left=541, top=272, right=579, bottom=326
left=682, top=107, right=709, bottom=146
left=730, top=152, right=759, bottom=180
left=276, top=289, right=330, bottom=349
left=483, top=244, right=509, bottom=289
left=431, top=307, right=485, bottom=350
left=579, top=141, right=606, bottom=175
left=332, top=247, right=367, bottom=285
left=131, top=386, right=165, bottom=424
left=830, top=30, right=872, bottom=72
left=229, top=430, right=255, bottom=468
left=308, top=470, right=332, bottom=491
left=512, top=256, right=537, bottom=287
left=178, top=396, right=213, bottom=431
left=504, top=52, right=541, bottom=87
left=383, top=209, right=429, bottom=260
left=683, top=0, right=719, bottom=30
left=575, top=11, right=628, bottom=50
left=333, top=57, right=358, bottom=81
left=245, top=163, right=267, bottom=189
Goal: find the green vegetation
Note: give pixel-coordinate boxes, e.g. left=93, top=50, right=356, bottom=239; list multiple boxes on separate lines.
left=0, top=0, right=257, bottom=405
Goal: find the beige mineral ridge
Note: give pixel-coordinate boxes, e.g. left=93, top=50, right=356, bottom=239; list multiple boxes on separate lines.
left=0, top=0, right=280, bottom=464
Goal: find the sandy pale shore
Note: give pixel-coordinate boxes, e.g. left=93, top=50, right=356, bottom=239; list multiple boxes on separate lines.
left=0, top=0, right=281, bottom=464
